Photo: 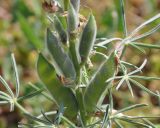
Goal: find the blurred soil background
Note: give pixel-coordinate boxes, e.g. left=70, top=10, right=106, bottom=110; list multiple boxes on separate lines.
left=0, top=0, right=160, bottom=127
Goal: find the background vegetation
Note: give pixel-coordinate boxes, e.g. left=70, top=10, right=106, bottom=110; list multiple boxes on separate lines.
left=0, top=0, right=160, bottom=127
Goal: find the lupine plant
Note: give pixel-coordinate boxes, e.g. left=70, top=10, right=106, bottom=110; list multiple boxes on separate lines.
left=0, top=0, right=160, bottom=127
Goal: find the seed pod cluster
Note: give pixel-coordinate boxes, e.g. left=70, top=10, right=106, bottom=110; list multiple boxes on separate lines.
left=37, top=0, right=117, bottom=124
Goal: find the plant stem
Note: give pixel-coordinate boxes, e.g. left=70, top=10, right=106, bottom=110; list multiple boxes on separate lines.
left=61, top=116, right=77, bottom=128
left=14, top=100, right=29, bottom=114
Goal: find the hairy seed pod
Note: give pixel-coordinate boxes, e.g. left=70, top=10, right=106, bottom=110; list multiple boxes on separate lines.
left=47, top=29, right=76, bottom=86
left=84, top=52, right=116, bottom=113
left=53, top=15, right=67, bottom=44
left=67, top=3, right=79, bottom=33
left=37, top=54, right=78, bottom=118
left=79, top=14, right=97, bottom=65
left=71, top=0, right=80, bottom=13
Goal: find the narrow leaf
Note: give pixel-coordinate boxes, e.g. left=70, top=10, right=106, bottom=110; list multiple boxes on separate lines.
left=11, top=53, right=20, bottom=98
left=130, top=79, right=159, bottom=97
left=24, top=113, right=51, bottom=125
left=114, top=104, right=147, bottom=115
left=120, top=0, right=127, bottom=37
left=17, top=13, right=43, bottom=50
left=133, top=42, right=160, bottom=49
left=131, top=24, right=160, bottom=42
left=17, top=88, right=44, bottom=102
left=0, top=76, right=14, bottom=98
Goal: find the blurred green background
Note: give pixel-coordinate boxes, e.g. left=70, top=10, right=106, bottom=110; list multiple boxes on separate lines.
left=0, top=0, right=160, bottom=127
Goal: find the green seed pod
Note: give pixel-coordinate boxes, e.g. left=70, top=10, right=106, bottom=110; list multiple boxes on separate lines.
left=47, top=29, right=76, bottom=86
left=71, top=0, right=80, bottom=13
left=53, top=15, right=67, bottom=45
left=84, top=52, right=116, bottom=113
left=37, top=54, right=78, bottom=118
left=79, top=14, right=97, bottom=65
left=67, top=3, right=79, bottom=33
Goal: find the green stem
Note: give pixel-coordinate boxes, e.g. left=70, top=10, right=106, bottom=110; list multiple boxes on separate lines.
left=61, top=116, right=77, bottom=128
left=15, top=100, right=44, bottom=125
left=76, top=88, right=86, bottom=126
left=14, top=100, right=29, bottom=114
left=120, top=44, right=127, bottom=59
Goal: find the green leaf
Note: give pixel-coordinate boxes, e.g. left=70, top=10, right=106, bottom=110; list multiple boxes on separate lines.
left=47, top=29, right=76, bottom=86
left=101, top=104, right=110, bottom=128
left=12, top=0, right=33, bottom=22
left=119, top=0, right=127, bottom=37
left=24, top=113, right=51, bottom=125
left=17, top=88, right=44, bottom=102
left=114, top=104, right=148, bottom=115
left=132, top=42, right=160, bottom=49
left=116, top=117, right=151, bottom=127
left=17, top=13, right=43, bottom=50
left=84, top=52, right=116, bottom=113
left=79, top=14, right=97, bottom=66
left=37, top=54, right=78, bottom=118
left=0, top=76, right=14, bottom=98
left=114, top=0, right=125, bottom=34
left=11, top=53, right=20, bottom=98
left=129, top=79, right=159, bottom=97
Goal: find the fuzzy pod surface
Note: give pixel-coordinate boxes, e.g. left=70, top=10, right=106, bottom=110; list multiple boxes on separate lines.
left=53, top=15, right=67, bottom=45
left=70, top=0, right=80, bottom=13
left=37, top=54, right=78, bottom=118
left=79, top=14, right=97, bottom=65
left=47, top=29, right=76, bottom=86
left=67, top=3, right=79, bottom=33
left=84, top=52, right=116, bottom=113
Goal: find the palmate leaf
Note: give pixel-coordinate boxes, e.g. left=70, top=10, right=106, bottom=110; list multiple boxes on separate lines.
left=37, top=54, right=78, bottom=119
